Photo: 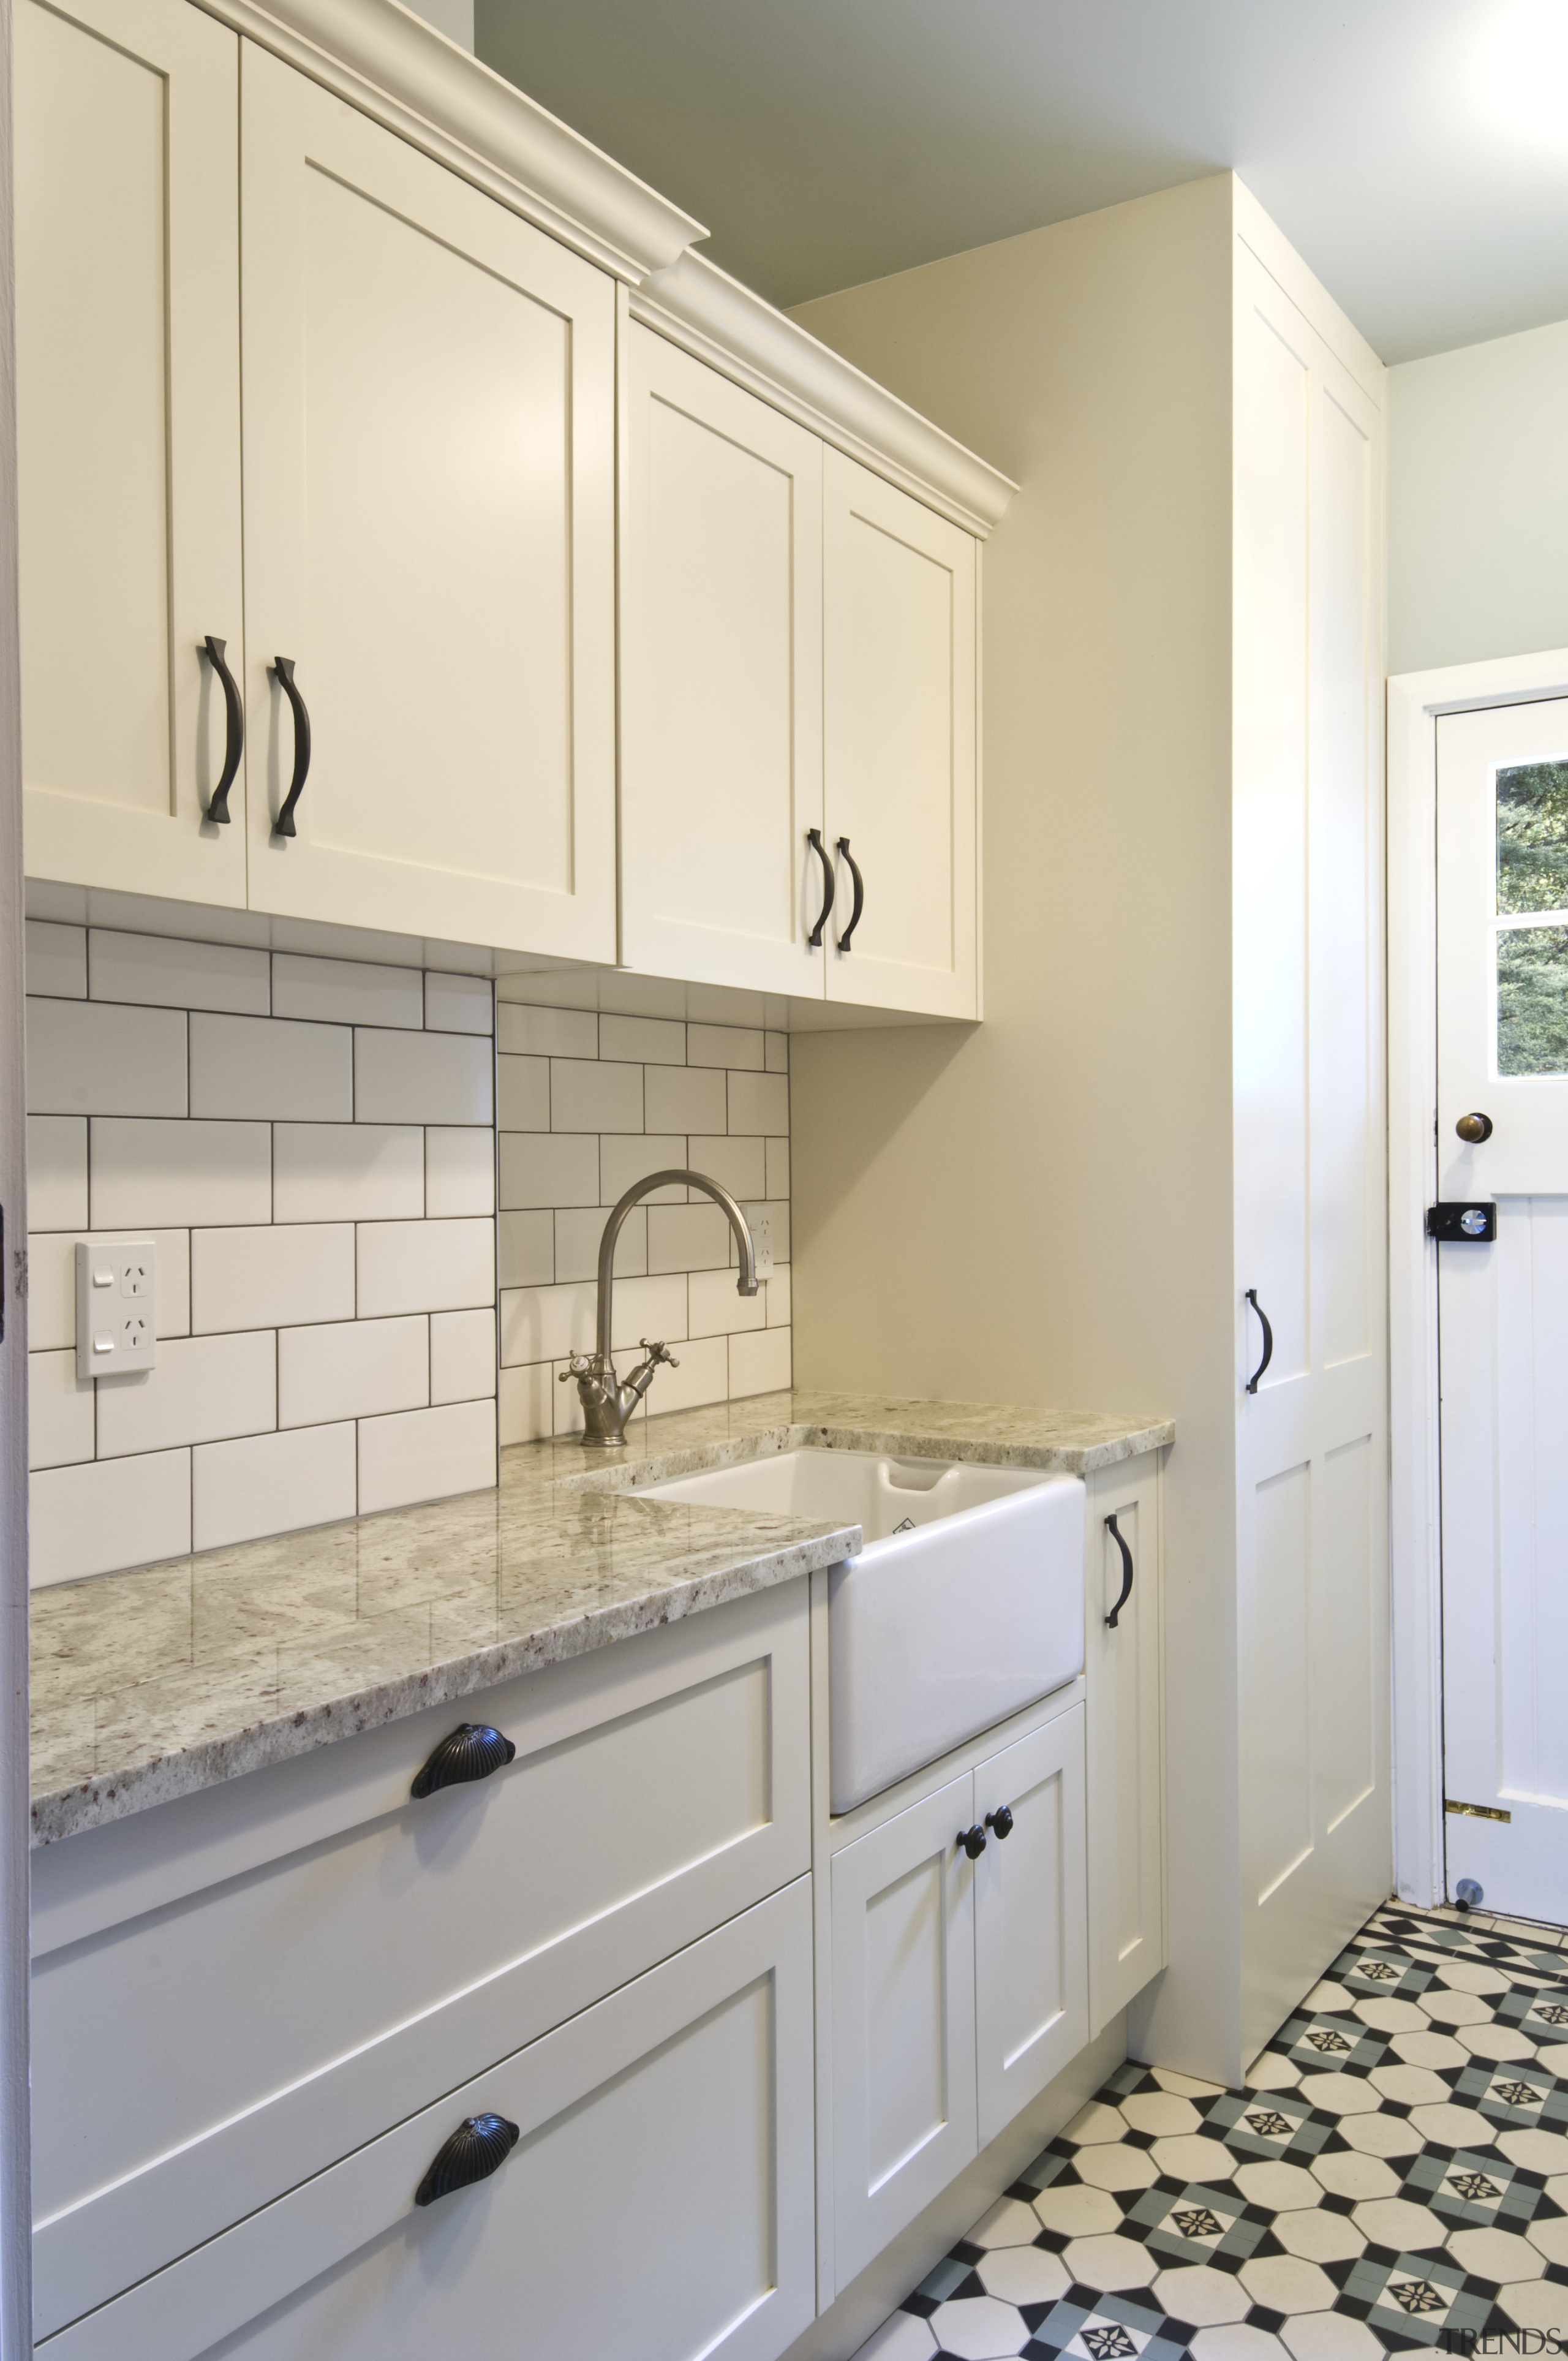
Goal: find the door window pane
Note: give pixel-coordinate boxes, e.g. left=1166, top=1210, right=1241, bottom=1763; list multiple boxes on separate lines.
left=1497, top=760, right=1568, bottom=913
left=1498, top=925, right=1568, bottom=1075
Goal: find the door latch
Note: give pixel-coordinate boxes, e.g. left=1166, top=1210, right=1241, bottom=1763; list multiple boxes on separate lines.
left=1426, top=1201, right=1496, bottom=1242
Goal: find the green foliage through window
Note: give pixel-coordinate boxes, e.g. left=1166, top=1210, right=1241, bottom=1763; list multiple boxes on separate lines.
left=1498, top=926, right=1568, bottom=1076
left=1497, top=761, right=1568, bottom=914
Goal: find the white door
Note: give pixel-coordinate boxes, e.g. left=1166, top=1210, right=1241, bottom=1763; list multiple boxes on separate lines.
left=239, top=43, right=616, bottom=958
left=1437, top=697, right=1568, bottom=1922
left=1232, top=244, right=1390, bottom=2062
left=830, top=1772, right=977, bottom=2291
left=619, top=324, right=825, bottom=995
left=17, top=0, right=247, bottom=905
left=1084, top=1458, right=1165, bottom=2033
left=973, top=1709, right=1088, bottom=2146
left=822, top=450, right=978, bottom=1018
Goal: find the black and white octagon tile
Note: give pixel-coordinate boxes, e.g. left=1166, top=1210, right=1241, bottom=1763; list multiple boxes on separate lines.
left=853, top=1905, right=1568, bottom=2361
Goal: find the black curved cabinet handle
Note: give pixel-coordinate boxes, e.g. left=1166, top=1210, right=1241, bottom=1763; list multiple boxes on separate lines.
left=415, top=2112, right=520, bottom=2207
left=835, top=837, right=865, bottom=950
left=1244, top=1288, right=1274, bottom=1396
left=1104, top=1512, right=1135, bottom=1630
left=202, top=637, right=243, bottom=825
left=806, top=828, right=835, bottom=947
left=984, top=1805, right=1014, bottom=1840
left=271, top=657, right=312, bottom=838
left=956, top=1824, right=987, bottom=1860
left=410, top=1721, right=516, bottom=1800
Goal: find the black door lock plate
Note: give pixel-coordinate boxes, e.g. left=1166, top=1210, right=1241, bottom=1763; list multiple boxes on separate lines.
left=1427, top=1201, right=1497, bottom=1242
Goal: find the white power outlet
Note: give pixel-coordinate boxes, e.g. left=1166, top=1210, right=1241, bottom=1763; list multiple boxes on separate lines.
left=75, top=1239, right=157, bottom=1380
left=745, top=1205, right=775, bottom=1280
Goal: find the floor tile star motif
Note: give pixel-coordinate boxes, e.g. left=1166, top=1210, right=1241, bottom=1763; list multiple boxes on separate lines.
left=855, top=1902, right=1568, bottom=2361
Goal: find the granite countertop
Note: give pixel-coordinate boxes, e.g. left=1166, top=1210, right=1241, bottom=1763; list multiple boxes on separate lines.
left=30, top=1388, right=1174, bottom=1846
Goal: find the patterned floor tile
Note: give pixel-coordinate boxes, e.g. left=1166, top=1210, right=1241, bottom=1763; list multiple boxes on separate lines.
left=857, top=1904, right=1568, bottom=2361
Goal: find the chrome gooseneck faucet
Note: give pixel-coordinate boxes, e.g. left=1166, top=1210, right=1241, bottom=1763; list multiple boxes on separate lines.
left=560, top=1170, right=758, bottom=1446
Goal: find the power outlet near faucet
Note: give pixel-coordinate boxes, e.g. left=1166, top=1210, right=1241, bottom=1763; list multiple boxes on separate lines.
left=75, top=1239, right=157, bottom=1380
left=745, top=1205, right=775, bottom=1281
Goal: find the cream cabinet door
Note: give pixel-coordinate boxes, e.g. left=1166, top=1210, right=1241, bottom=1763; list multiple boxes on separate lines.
left=1085, top=1457, right=1166, bottom=2034
left=823, top=450, right=978, bottom=1018
left=830, top=1771, right=978, bottom=2292
left=973, top=1708, right=1088, bottom=2147
left=17, top=0, right=246, bottom=904
left=620, top=323, right=825, bottom=995
left=239, top=44, right=616, bottom=958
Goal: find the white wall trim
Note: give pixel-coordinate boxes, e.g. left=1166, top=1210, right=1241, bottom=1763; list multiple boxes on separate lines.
left=1387, top=646, right=1568, bottom=1908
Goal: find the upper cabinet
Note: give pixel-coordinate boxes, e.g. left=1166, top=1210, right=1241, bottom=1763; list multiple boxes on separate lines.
left=239, top=48, right=616, bottom=959
left=17, top=0, right=246, bottom=907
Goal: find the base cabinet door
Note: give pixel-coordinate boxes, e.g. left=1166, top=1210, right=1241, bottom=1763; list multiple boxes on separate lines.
left=17, top=0, right=247, bottom=904
left=822, top=449, right=978, bottom=1018
left=831, top=1771, right=978, bottom=2291
left=43, top=1880, right=815, bottom=2361
left=974, top=1707, right=1089, bottom=2147
left=1085, top=1456, right=1165, bottom=2034
left=239, top=42, right=616, bottom=957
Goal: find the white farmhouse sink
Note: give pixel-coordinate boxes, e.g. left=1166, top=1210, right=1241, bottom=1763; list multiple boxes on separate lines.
left=637, top=1448, right=1086, bottom=1813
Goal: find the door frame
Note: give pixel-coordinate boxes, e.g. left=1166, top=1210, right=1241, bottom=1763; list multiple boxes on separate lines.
left=1387, top=645, right=1568, bottom=1909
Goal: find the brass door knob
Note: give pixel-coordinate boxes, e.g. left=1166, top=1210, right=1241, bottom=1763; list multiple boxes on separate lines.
left=1456, top=1113, right=1494, bottom=1144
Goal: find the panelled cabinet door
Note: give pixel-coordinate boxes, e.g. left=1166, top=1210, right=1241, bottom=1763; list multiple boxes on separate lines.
left=823, top=450, right=978, bottom=1018
left=17, top=0, right=246, bottom=904
left=973, top=1707, right=1089, bottom=2147
left=620, top=323, right=826, bottom=996
left=1084, top=1460, right=1165, bottom=2035
left=831, top=1771, right=978, bottom=2292
left=239, top=43, right=616, bottom=958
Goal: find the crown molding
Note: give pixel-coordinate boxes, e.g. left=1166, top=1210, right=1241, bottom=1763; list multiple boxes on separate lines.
left=194, top=0, right=705, bottom=282
left=630, top=253, right=1018, bottom=537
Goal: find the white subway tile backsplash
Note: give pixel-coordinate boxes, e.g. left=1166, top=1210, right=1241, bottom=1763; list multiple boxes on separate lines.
left=608, top=1274, right=688, bottom=1351
left=358, top=1398, right=496, bottom=1514
left=688, top=1267, right=766, bottom=1338
left=550, top=1058, right=642, bottom=1134
left=27, top=1117, right=87, bottom=1231
left=90, top=929, right=270, bottom=1015
left=767, top=1266, right=791, bottom=1327
left=554, top=1204, right=643, bottom=1284
left=688, top=1023, right=763, bottom=1071
left=29, top=1348, right=94, bottom=1471
left=272, top=953, right=423, bottom=1029
left=96, top=1331, right=276, bottom=1459
left=598, top=1014, right=685, bottom=1066
left=192, top=1423, right=356, bottom=1553
left=424, top=972, right=493, bottom=1034
left=764, top=1031, right=789, bottom=1074
left=425, top=1128, right=496, bottom=1219
left=279, top=1315, right=428, bottom=1427
left=728, top=1071, right=789, bottom=1135
left=189, top=1013, right=352, bottom=1122
left=644, top=1065, right=726, bottom=1135
left=355, top=1028, right=493, bottom=1125
left=499, top=1132, right=597, bottom=1210
left=28, top=1228, right=190, bottom=1353
left=273, top=1124, right=423, bottom=1224
left=647, top=1202, right=733, bottom=1275
left=25, top=921, right=86, bottom=999
left=498, top=1361, right=552, bottom=1446
left=431, top=1307, right=497, bottom=1405
left=91, top=1119, right=272, bottom=1230
left=30, top=1449, right=191, bottom=1587
left=766, top=1138, right=790, bottom=1199
left=496, top=1003, right=596, bottom=1058
left=27, top=999, right=187, bottom=1117
left=496, top=1055, right=549, bottom=1133
left=729, top=1324, right=793, bottom=1399
left=498, top=1209, right=555, bottom=1289
left=191, top=1223, right=355, bottom=1335
left=598, top=1136, right=688, bottom=1206
left=500, top=1280, right=595, bottom=1367
left=356, top=1217, right=494, bottom=1317
left=641, top=1333, right=728, bottom=1416
left=686, top=1135, right=767, bottom=1202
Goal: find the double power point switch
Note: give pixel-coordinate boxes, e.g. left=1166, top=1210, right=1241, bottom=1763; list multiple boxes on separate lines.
left=75, top=1240, right=157, bottom=1380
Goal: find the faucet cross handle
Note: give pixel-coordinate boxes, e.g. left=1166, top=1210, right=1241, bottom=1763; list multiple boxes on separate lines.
left=638, top=1337, right=679, bottom=1370
left=558, top=1352, right=598, bottom=1382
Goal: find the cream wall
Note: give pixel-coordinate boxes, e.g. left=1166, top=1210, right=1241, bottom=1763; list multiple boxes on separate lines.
left=1388, top=315, right=1568, bottom=674
left=790, top=177, right=1244, bottom=2074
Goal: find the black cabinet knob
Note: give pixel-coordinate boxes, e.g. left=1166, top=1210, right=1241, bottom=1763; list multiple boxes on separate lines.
left=410, top=1721, right=516, bottom=1800
left=957, top=1824, right=987, bottom=1860
left=415, top=2112, right=519, bottom=2207
left=984, top=1805, right=1014, bottom=1840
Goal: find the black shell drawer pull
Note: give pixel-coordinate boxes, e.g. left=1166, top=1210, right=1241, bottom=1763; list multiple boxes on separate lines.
left=415, top=2112, right=519, bottom=2207
left=271, top=657, right=312, bottom=838
left=201, top=637, right=243, bottom=825
left=1104, top=1512, right=1135, bottom=1630
left=410, top=1721, right=516, bottom=1800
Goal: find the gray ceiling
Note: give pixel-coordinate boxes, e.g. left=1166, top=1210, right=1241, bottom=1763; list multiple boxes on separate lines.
left=473, top=0, right=1568, bottom=365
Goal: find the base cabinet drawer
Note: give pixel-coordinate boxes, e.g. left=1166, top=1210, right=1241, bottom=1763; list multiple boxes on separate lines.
left=32, top=1584, right=809, bottom=2339
left=40, top=1877, right=815, bottom=2361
